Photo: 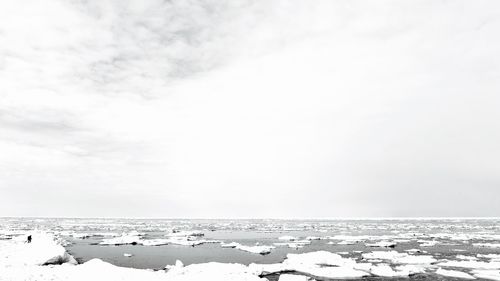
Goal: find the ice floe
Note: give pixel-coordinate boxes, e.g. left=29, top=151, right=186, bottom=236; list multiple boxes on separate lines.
left=235, top=244, right=275, bottom=255
left=278, top=274, right=309, bottom=281
left=473, top=243, right=500, bottom=248
left=251, top=251, right=368, bottom=279
left=365, top=241, right=397, bottom=248
left=221, top=242, right=240, bottom=248
left=437, top=260, right=500, bottom=270
left=100, top=234, right=142, bottom=245
left=362, top=251, right=437, bottom=264
left=471, top=269, right=500, bottom=280
left=436, top=268, right=476, bottom=279
left=278, top=235, right=297, bottom=241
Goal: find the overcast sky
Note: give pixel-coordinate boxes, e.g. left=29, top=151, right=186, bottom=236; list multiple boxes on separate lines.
left=1, top=0, right=499, bottom=218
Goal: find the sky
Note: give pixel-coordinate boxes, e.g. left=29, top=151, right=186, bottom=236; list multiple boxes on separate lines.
left=0, top=0, right=499, bottom=218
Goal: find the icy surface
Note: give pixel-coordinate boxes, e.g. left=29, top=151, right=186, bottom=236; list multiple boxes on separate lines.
left=0, top=232, right=76, bottom=267
left=1, top=218, right=500, bottom=280
left=436, top=268, right=476, bottom=279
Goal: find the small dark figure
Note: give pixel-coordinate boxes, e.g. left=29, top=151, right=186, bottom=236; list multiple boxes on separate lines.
left=27, top=235, right=32, bottom=243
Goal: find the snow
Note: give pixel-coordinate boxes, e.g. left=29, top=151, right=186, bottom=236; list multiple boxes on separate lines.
left=437, top=260, right=500, bottom=269
left=167, top=231, right=204, bottom=237
left=365, top=241, right=397, bottom=248
left=219, top=242, right=274, bottom=254
left=0, top=232, right=77, bottom=267
left=99, top=234, right=142, bottom=245
left=362, top=251, right=436, bottom=264
left=305, top=236, right=321, bottom=241
left=166, top=262, right=264, bottom=281
left=337, top=240, right=357, bottom=245
left=249, top=251, right=368, bottom=279
left=479, top=254, right=500, bottom=260
left=141, top=239, right=171, bottom=246
left=278, top=274, right=309, bottom=281
left=367, top=264, right=413, bottom=277
left=235, top=244, right=275, bottom=255
left=278, top=236, right=297, bottom=241
left=471, top=269, right=500, bottom=280
left=474, top=243, right=500, bottom=249
left=436, top=268, right=476, bottom=279
left=221, top=242, right=240, bottom=248
left=419, top=240, right=439, bottom=247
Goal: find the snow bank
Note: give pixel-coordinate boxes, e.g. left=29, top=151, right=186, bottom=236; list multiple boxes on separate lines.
left=0, top=232, right=76, bottom=267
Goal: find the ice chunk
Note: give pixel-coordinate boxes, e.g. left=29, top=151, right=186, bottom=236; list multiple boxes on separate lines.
left=365, top=241, right=397, bottom=248
left=278, top=236, right=297, bottom=241
left=436, top=268, right=475, bottom=279
left=438, top=260, right=500, bottom=269
left=471, top=269, right=500, bottom=280
left=99, top=234, right=142, bottom=245
left=236, top=244, right=275, bottom=255
left=362, top=251, right=436, bottom=264
left=419, top=240, right=439, bottom=247
left=141, top=239, right=170, bottom=246
left=124, top=253, right=133, bottom=257
left=305, top=236, right=321, bottom=241
left=221, top=242, right=240, bottom=248
left=167, top=230, right=204, bottom=237
left=474, top=243, right=500, bottom=249
left=278, top=274, right=309, bottom=281
left=166, top=262, right=264, bottom=281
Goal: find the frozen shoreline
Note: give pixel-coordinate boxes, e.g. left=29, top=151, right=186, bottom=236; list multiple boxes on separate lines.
left=2, top=231, right=500, bottom=280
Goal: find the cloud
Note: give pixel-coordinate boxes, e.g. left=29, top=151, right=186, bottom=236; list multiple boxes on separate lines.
left=0, top=0, right=499, bottom=217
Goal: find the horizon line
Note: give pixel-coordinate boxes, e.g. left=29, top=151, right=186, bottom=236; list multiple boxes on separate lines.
left=1, top=216, right=499, bottom=220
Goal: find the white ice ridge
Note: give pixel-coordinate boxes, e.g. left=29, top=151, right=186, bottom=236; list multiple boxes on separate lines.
left=0, top=232, right=77, bottom=267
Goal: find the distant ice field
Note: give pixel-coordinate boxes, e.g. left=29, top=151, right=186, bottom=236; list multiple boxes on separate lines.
left=1, top=218, right=500, bottom=280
